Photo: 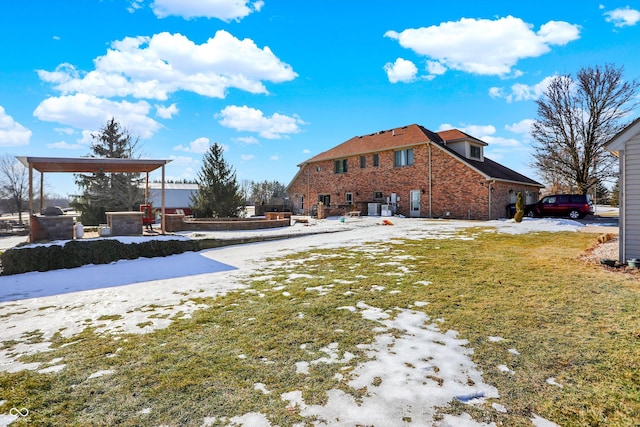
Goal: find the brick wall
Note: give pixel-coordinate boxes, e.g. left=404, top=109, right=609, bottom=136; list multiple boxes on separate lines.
left=30, top=215, right=74, bottom=241
left=287, top=143, right=540, bottom=220
left=106, top=212, right=144, bottom=236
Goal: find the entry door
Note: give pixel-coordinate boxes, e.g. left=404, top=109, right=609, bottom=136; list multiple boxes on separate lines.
left=410, top=190, right=421, bottom=217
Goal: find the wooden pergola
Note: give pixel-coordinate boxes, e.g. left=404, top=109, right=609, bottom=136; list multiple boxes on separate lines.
left=17, top=156, right=172, bottom=238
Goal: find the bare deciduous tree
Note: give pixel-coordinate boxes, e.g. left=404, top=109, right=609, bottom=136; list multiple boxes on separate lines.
left=531, top=64, right=639, bottom=194
left=0, top=154, right=28, bottom=224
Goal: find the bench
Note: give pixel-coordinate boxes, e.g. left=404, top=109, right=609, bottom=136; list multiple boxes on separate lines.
left=346, top=211, right=361, bottom=217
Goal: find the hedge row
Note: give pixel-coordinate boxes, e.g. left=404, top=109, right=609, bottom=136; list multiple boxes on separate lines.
left=0, top=230, right=333, bottom=276
left=0, top=239, right=199, bottom=276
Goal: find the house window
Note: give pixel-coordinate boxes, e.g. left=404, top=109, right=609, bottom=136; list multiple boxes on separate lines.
left=334, top=159, right=348, bottom=174
left=360, top=156, right=366, bottom=168
left=394, top=148, right=414, bottom=166
left=373, top=153, right=379, bottom=167
left=373, top=191, right=384, bottom=200
left=300, top=195, right=304, bottom=210
left=470, top=145, right=481, bottom=159
left=319, top=194, right=331, bottom=206
left=345, top=192, right=353, bottom=205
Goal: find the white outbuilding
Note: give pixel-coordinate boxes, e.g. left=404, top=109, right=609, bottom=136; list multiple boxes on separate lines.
left=605, top=117, right=640, bottom=263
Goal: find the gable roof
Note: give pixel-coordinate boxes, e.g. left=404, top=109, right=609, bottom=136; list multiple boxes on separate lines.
left=438, top=129, right=488, bottom=146
left=605, top=116, right=640, bottom=154
left=296, top=124, right=542, bottom=187
left=303, top=124, right=441, bottom=164
left=441, top=147, right=543, bottom=186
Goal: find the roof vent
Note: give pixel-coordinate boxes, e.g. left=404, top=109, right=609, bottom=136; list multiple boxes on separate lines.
left=392, top=130, right=395, bottom=137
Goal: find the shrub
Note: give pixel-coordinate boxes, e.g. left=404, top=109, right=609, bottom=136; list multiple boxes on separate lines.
left=514, top=192, right=525, bottom=223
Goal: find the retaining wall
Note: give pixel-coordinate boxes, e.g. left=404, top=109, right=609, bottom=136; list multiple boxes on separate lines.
left=163, top=214, right=290, bottom=232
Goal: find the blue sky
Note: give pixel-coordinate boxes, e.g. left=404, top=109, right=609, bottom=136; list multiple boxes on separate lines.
left=1, top=0, right=639, bottom=197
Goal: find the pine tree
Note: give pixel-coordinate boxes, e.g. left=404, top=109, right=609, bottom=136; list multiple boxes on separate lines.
left=610, top=178, right=619, bottom=207
left=70, top=118, right=144, bottom=224
left=190, top=143, right=244, bottom=218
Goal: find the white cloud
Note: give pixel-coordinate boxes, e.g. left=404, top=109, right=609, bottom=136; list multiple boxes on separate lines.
left=604, top=6, right=640, bottom=27
left=217, top=105, right=305, bottom=139
left=166, top=154, right=201, bottom=180
left=383, top=58, right=418, bottom=83
left=169, top=154, right=200, bottom=168
left=489, top=75, right=555, bottom=103
left=464, top=124, right=496, bottom=138
left=302, top=149, right=311, bottom=154
left=505, top=119, right=534, bottom=134
left=54, top=127, right=75, bottom=135
left=127, top=0, right=144, bottom=13
left=482, top=135, right=522, bottom=147
left=156, top=103, right=178, bottom=119
left=232, top=136, right=259, bottom=144
left=33, top=94, right=161, bottom=139
left=438, top=123, right=496, bottom=139
left=151, top=0, right=263, bottom=22
left=78, top=130, right=96, bottom=145
left=536, top=21, right=582, bottom=44
left=426, top=60, right=447, bottom=76
left=385, top=16, right=580, bottom=77
left=488, top=87, right=504, bottom=99
left=439, top=122, right=523, bottom=148
left=37, top=31, right=297, bottom=101
left=0, top=106, right=32, bottom=147
left=240, top=154, right=255, bottom=161
left=173, top=137, right=211, bottom=153
left=270, top=155, right=279, bottom=161
left=46, top=141, right=84, bottom=150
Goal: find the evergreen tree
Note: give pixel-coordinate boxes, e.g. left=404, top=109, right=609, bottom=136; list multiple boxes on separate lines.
left=190, top=143, right=244, bottom=218
left=70, top=118, right=144, bottom=224
left=610, top=178, right=620, bottom=207
left=592, top=181, right=611, bottom=205
left=249, top=180, right=286, bottom=204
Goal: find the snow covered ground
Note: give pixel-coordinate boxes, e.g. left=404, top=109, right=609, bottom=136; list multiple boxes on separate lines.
left=0, top=216, right=607, bottom=426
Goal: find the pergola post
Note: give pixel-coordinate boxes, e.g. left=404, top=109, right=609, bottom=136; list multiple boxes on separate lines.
left=28, top=164, right=33, bottom=215
left=39, top=171, right=44, bottom=215
left=161, top=164, right=166, bottom=235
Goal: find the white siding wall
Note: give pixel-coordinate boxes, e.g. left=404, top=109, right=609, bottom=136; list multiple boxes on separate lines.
left=624, top=133, right=640, bottom=260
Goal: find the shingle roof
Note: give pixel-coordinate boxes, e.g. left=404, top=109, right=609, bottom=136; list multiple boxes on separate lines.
left=303, top=124, right=439, bottom=163
left=438, top=129, right=488, bottom=146
left=298, top=123, right=542, bottom=187
left=442, top=148, right=543, bottom=186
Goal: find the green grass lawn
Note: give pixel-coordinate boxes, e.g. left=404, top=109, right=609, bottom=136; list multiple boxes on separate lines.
left=1, top=229, right=638, bottom=426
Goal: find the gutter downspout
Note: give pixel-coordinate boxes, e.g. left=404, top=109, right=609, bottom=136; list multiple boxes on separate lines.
left=307, top=163, right=310, bottom=216
left=620, top=152, right=626, bottom=263
left=428, top=142, right=432, bottom=218
left=487, top=180, right=495, bottom=220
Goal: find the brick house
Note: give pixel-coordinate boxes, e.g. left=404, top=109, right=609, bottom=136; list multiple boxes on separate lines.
left=286, top=124, right=543, bottom=219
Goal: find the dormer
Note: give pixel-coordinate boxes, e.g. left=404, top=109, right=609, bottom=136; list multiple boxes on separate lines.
left=437, top=129, right=488, bottom=162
